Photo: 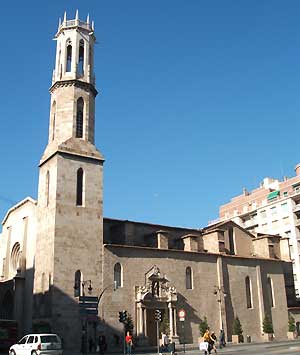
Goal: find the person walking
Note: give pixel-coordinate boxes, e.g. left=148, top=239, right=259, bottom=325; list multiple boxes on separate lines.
left=210, top=332, right=218, bottom=354
left=203, top=329, right=212, bottom=355
left=98, top=335, right=107, bottom=355
left=125, top=331, right=133, bottom=355
left=219, top=329, right=226, bottom=349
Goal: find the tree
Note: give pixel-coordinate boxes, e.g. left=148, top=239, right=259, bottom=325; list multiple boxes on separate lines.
left=232, top=316, right=243, bottom=336
left=199, top=316, right=209, bottom=336
left=124, top=313, right=134, bottom=334
left=262, top=314, right=274, bottom=334
left=288, top=314, right=296, bottom=332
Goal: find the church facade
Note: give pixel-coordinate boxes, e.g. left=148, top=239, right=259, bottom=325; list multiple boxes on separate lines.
left=0, top=13, right=296, bottom=352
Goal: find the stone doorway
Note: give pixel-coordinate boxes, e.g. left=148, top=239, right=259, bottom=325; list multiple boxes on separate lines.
left=135, top=265, right=179, bottom=346
left=146, top=309, right=157, bottom=346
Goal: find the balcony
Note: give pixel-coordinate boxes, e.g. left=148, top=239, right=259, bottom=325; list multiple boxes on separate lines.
left=244, top=218, right=258, bottom=229
left=294, top=205, right=300, bottom=215
left=295, top=219, right=300, bottom=228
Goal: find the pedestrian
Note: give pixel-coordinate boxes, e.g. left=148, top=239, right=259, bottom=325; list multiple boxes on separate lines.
left=161, top=332, right=169, bottom=353
left=210, top=332, right=217, bottom=354
left=125, top=331, right=133, bottom=355
left=88, top=337, right=94, bottom=353
left=98, top=335, right=107, bottom=355
left=203, top=329, right=212, bottom=355
left=219, top=329, right=226, bottom=348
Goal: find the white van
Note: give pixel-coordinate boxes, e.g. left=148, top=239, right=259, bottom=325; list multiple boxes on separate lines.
left=9, top=334, right=63, bottom=355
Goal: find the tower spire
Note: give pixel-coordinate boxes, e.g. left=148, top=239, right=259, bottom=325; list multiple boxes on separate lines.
left=75, top=9, right=79, bottom=20
left=87, top=14, right=90, bottom=24
left=63, top=11, right=67, bottom=23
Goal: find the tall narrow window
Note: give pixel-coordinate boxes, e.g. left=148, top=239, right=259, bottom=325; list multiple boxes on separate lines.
left=89, top=45, right=92, bottom=67
left=114, top=263, right=122, bottom=288
left=66, top=40, right=72, bottom=72
left=76, top=98, right=84, bottom=138
left=46, top=171, right=50, bottom=206
left=51, top=101, right=56, bottom=141
left=41, top=272, right=46, bottom=293
left=267, top=277, right=275, bottom=307
left=245, top=276, right=252, bottom=308
left=228, top=227, right=235, bottom=254
left=58, top=49, right=61, bottom=77
left=78, top=39, right=84, bottom=75
left=186, top=266, right=193, bottom=289
left=76, top=168, right=83, bottom=206
left=74, top=270, right=82, bottom=297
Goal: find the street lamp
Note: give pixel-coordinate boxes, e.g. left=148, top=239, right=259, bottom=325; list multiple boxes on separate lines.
left=82, top=280, right=93, bottom=296
left=213, top=285, right=227, bottom=330
left=213, top=285, right=227, bottom=302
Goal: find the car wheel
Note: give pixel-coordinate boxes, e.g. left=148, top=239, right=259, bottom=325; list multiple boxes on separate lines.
left=32, top=351, right=37, bottom=355
left=9, top=350, right=16, bottom=355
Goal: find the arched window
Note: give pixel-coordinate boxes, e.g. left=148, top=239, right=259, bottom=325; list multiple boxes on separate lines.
left=245, top=276, right=252, bottom=308
left=66, top=40, right=72, bottom=72
left=51, top=101, right=56, bottom=141
left=41, top=272, right=46, bottom=293
left=74, top=270, right=82, bottom=297
left=267, top=277, right=275, bottom=307
left=76, top=168, right=84, bottom=206
left=114, top=263, right=122, bottom=289
left=186, top=266, right=193, bottom=289
left=89, top=45, right=92, bottom=67
left=11, top=242, right=21, bottom=273
left=46, top=171, right=50, bottom=206
left=78, top=39, right=84, bottom=75
left=76, top=98, right=84, bottom=138
left=58, top=49, right=61, bottom=77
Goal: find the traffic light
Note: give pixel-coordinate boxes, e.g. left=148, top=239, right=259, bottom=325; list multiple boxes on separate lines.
left=119, top=311, right=123, bottom=323
left=154, top=309, right=162, bottom=322
left=118, top=310, right=128, bottom=323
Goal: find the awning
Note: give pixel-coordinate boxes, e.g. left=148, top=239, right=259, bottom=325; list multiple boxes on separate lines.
left=267, top=190, right=280, bottom=200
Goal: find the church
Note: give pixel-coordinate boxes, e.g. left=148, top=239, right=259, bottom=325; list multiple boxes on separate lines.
left=0, top=12, right=297, bottom=352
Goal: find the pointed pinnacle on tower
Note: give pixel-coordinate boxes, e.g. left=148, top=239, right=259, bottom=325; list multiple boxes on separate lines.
left=87, top=14, right=90, bottom=24
left=75, top=9, right=79, bottom=20
left=63, top=11, right=67, bottom=23
left=92, top=21, right=94, bottom=30
left=58, top=17, right=61, bottom=29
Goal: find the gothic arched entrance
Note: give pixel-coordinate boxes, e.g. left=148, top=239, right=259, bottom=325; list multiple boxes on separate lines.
left=135, top=266, right=178, bottom=346
left=0, top=290, right=14, bottom=319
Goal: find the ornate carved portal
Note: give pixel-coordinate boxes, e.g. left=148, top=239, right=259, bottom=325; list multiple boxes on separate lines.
left=135, top=266, right=178, bottom=345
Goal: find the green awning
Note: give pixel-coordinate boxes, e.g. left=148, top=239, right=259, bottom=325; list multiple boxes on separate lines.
left=267, top=190, right=280, bottom=200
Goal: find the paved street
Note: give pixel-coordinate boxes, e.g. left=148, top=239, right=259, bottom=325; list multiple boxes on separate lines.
left=177, top=341, right=300, bottom=355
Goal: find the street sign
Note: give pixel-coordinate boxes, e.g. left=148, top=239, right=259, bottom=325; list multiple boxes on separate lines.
left=79, top=309, right=98, bottom=315
left=178, top=309, right=185, bottom=321
left=79, top=296, right=98, bottom=316
left=79, top=296, right=98, bottom=303
left=79, top=303, right=98, bottom=309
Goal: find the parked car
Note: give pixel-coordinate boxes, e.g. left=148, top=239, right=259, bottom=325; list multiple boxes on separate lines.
left=9, top=334, right=63, bottom=355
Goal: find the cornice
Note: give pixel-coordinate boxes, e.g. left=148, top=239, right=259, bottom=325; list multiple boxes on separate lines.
left=49, top=79, right=98, bottom=96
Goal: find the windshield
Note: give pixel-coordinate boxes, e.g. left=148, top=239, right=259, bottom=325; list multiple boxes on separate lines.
left=40, top=336, right=60, bottom=343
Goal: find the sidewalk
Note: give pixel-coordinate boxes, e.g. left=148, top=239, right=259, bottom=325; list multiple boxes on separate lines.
left=63, top=339, right=300, bottom=355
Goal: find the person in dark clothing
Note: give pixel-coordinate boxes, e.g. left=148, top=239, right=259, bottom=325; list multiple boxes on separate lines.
left=210, top=332, right=217, bottom=354
left=98, top=335, right=107, bottom=355
left=219, top=329, right=226, bottom=348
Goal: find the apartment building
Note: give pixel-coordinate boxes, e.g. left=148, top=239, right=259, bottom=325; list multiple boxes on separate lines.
left=218, top=164, right=300, bottom=297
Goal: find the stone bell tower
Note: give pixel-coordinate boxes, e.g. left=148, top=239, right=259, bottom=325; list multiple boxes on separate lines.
left=34, top=11, right=104, bottom=350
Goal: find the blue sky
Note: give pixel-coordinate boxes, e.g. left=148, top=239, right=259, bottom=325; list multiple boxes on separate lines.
left=1, top=1, right=300, bottom=229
